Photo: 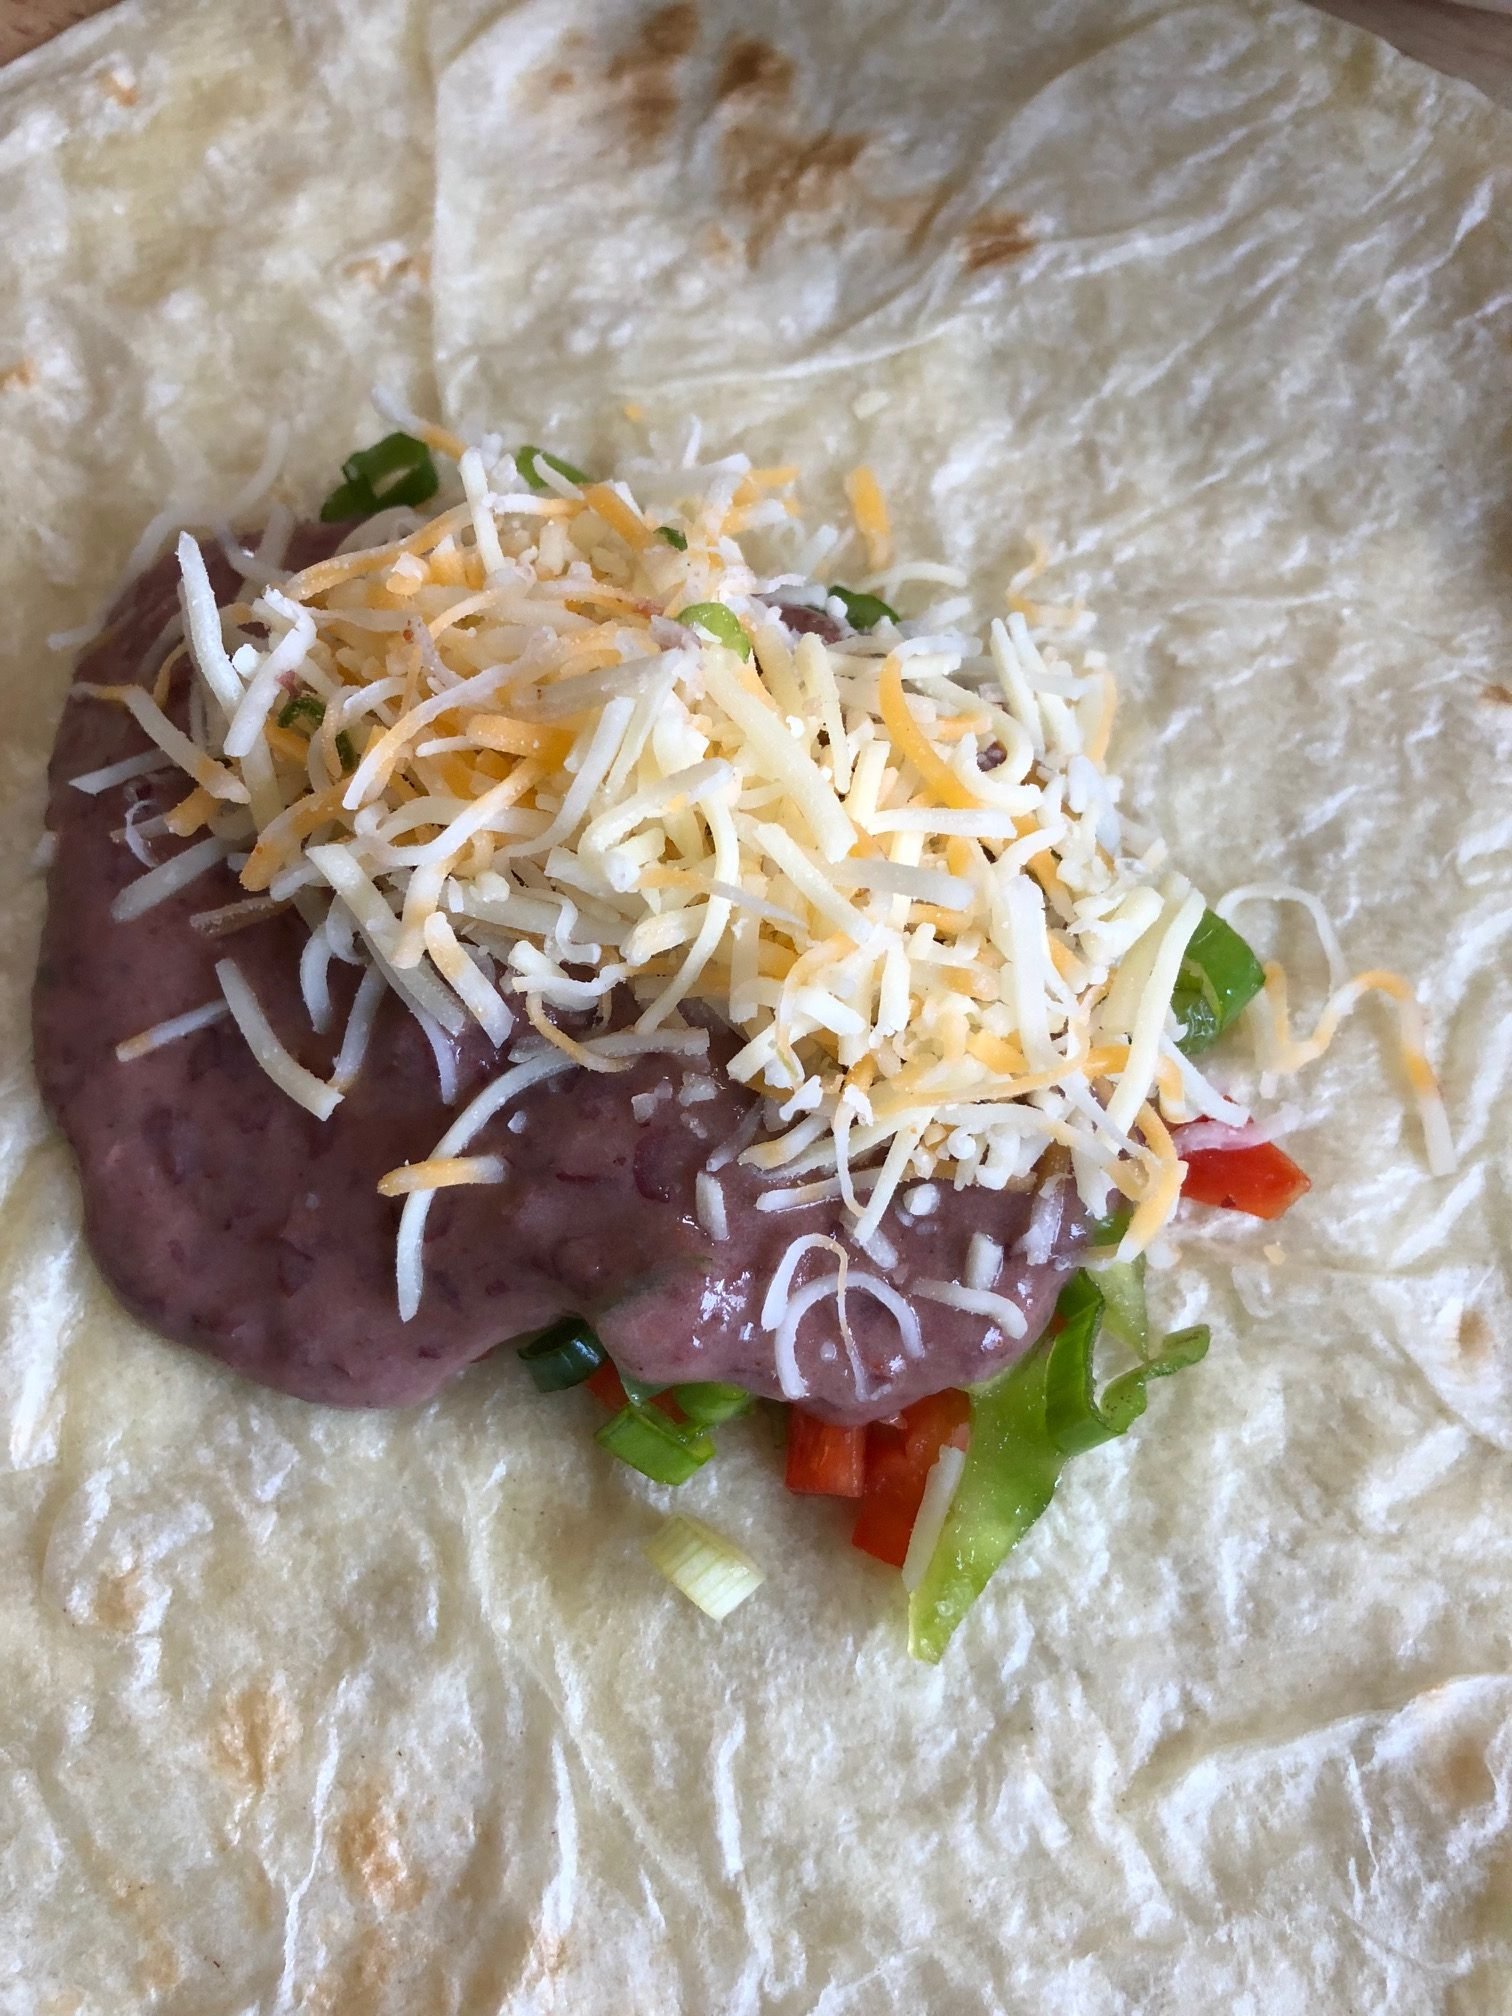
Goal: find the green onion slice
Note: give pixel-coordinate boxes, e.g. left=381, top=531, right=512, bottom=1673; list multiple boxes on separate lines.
left=517, top=445, right=588, bottom=493
left=828, top=586, right=899, bottom=631
left=277, top=692, right=326, bottom=732
left=1086, top=1198, right=1132, bottom=1248
left=906, top=1271, right=1209, bottom=1662
left=675, top=602, right=752, bottom=661
left=655, top=525, right=688, bottom=550
left=1172, top=909, right=1265, bottom=1056
left=319, top=432, right=438, bottom=523
left=596, top=1404, right=714, bottom=1486
left=671, top=1382, right=753, bottom=1426
left=645, top=1514, right=764, bottom=1620
left=618, top=1370, right=665, bottom=1406
left=333, top=729, right=357, bottom=773
left=517, top=1316, right=605, bottom=1393
left=318, top=478, right=372, bottom=524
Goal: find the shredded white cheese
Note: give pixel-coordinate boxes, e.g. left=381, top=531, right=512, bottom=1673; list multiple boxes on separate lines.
left=214, top=959, right=342, bottom=1120
left=114, top=999, right=230, bottom=1062
left=72, top=420, right=1451, bottom=1326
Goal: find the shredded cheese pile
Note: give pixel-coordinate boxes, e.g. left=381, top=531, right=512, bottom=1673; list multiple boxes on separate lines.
left=86, top=416, right=1455, bottom=1322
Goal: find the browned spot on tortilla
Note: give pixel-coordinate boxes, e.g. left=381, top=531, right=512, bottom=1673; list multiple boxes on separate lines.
left=607, top=3, right=699, bottom=150
left=697, top=220, right=739, bottom=264
left=101, top=68, right=138, bottom=107
left=215, top=1681, right=299, bottom=1793
left=720, top=127, right=868, bottom=261
left=0, top=359, right=36, bottom=392
left=308, top=1933, right=400, bottom=2016
left=40, top=1996, right=83, bottom=2016
left=344, top=250, right=426, bottom=290
left=334, top=1787, right=425, bottom=1911
left=716, top=36, right=794, bottom=101
left=1439, top=1735, right=1495, bottom=1809
left=522, top=1924, right=569, bottom=1989
left=962, top=210, right=1036, bottom=271
left=1481, top=682, right=1512, bottom=707
left=634, top=0, right=698, bottom=60
left=138, top=1933, right=181, bottom=1997
left=1456, top=1307, right=1493, bottom=1364
left=93, top=1565, right=146, bottom=1632
left=521, top=57, right=579, bottom=105
left=109, top=1882, right=181, bottom=1997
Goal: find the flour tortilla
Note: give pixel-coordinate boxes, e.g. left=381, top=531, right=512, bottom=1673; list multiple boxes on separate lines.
left=2, top=3, right=1511, bottom=2012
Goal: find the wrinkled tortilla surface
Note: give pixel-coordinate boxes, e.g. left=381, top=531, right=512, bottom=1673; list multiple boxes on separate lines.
left=1, top=2, right=1510, bottom=2011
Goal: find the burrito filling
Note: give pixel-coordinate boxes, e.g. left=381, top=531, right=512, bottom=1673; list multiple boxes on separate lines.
left=35, top=420, right=1452, bottom=1655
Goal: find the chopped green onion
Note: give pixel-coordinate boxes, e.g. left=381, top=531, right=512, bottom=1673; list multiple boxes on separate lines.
left=334, top=730, right=357, bottom=773
left=1087, top=1198, right=1132, bottom=1248
left=671, top=1382, right=753, bottom=1426
left=675, top=601, right=752, bottom=661
left=318, top=478, right=372, bottom=524
left=517, top=1316, right=605, bottom=1392
left=517, top=445, right=588, bottom=492
left=645, top=1514, right=764, bottom=1620
left=596, top=1404, right=714, bottom=1485
left=655, top=525, right=688, bottom=550
left=1088, top=1254, right=1149, bottom=1357
left=320, top=432, right=438, bottom=522
left=907, top=1271, right=1209, bottom=1662
left=344, top=432, right=439, bottom=505
left=618, top=1370, right=665, bottom=1405
left=828, top=585, right=899, bottom=631
left=1172, top=909, right=1265, bottom=1056
left=277, top=692, right=326, bottom=732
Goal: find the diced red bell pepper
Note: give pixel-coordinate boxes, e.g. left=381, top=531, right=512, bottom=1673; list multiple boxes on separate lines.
left=785, top=1409, right=867, bottom=1497
left=851, top=1389, right=970, bottom=1567
left=1176, top=1134, right=1311, bottom=1221
left=583, top=1364, right=683, bottom=1419
left=585, top=1363, right=629, bottom=1410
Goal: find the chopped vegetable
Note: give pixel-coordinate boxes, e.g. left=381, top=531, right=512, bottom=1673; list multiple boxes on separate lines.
left=1087, top=1198, right=1132, bottom=1248
left=676, top=601, right=752, bottom=661
left=827, top=585, right=899, bottom=631
left=1172, top=909, right=1265, bottom=1055
left=517, top=445, right=588, bottom=492
left=584, top=1362, right=630, bottom=1409
left=320, top=432, right=438, bottom=523
left=646, top=1514, right=765, bottom=1620
left=585, top=1362, right=680, bottom=1417
left=851, top=1389, right=970, bottom=1568
left=1178, top=1137, right=1312, bottom=1220
left=518, top=1315, right=605, bottom=1392
left=276, top=692, right=325, bottom=732
left=906, top=1272, right=1209, bottom=1661
left=785, top=1410, right=866, bottom=1497
left=655, top=525, right=688, bottom=550
left=596, top=1403, right=714, bottom=1485
left=318, top=479, right=373, bottom=525
left=1089, top=1255, right=1149, bottom=1356
left=618, top=1369, right=666, bottom=1406
left=333, top=730, right=357, bottom=773
left=1043, top=1272, right=1209, bottom=1455
left=672, top=1381, right=753, bottom=1425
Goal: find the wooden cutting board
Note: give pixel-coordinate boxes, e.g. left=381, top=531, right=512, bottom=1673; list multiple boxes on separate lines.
left=1, top=0, right=1511, bottom=95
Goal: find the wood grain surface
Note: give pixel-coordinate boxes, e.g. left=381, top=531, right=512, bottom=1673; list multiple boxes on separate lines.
left=0, top=0, right=1508, bottom=95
